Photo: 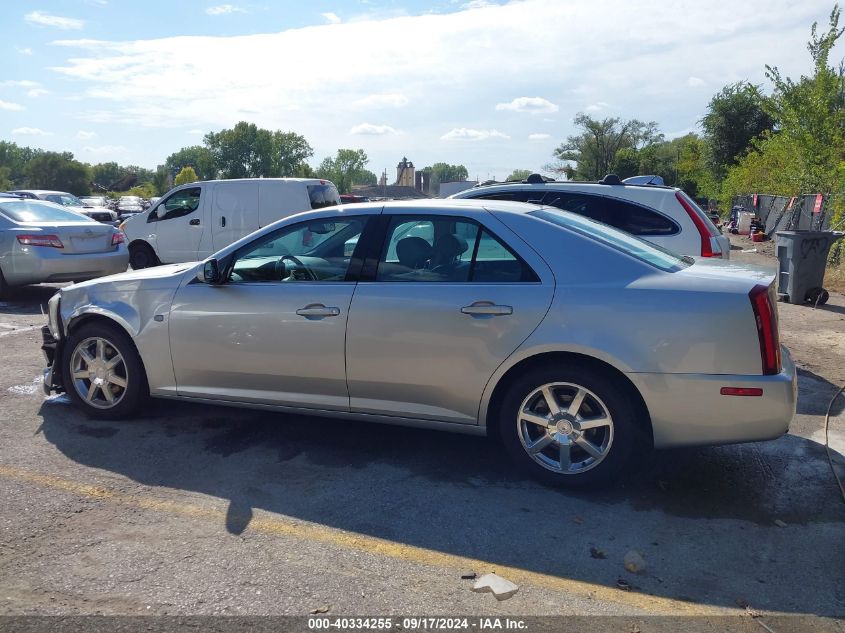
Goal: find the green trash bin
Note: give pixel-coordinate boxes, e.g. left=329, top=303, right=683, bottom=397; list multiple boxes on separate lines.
left=775, top=230, right=844, bottom=305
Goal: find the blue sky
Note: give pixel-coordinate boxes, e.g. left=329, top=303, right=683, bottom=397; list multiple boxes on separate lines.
left=1, top=0, right=840, bottom=181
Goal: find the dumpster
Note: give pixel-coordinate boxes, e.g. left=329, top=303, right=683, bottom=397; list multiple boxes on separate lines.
left=775, top=230, right=844, bottom=305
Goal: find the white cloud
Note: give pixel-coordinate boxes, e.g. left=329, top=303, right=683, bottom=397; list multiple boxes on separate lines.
left=0, top=100, right=25, bottom=112
left=27, top=88, right=49, bottom=97
left=24, top=11, right=84, bottom=30
left=322, top=12, right=342, bottom=24
left=585, top=101, right=611, bottom=112
left=687, top=76, right=706, bottom=87
left=76, top=130, right=97, bottom=140
left=350, top=123, right=399, bottom=135
left=187, top=129, right=204, bottom=135
left=463, top=0, right=496, bottom=8
left=352, top=93, right=409, bottom=109
left=528, top=133, right=550, bottom=140
left=83, top=145, right=128, bottom=154
left=12, top=127, right=51, bottom=136
left=17, top=47, right=33, bottom=55
left=495, top=96, right=558, bottom=114
left=441, top=128, right=510, bottom=141
left=205, top=4, right=245, bottom=16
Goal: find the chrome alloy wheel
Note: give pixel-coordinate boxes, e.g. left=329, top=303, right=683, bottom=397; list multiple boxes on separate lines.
left=517, top=382, right=614, bottom=474
left=69, top=337, right=129, bottom=410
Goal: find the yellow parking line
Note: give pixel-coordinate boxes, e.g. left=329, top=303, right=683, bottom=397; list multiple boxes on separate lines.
left=0, top=464, right=730, bottom=615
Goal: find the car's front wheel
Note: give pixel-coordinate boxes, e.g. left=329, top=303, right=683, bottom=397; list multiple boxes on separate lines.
left=498, top=365, right=642, bottom=488
left=63, top=322, right=147, bottom=419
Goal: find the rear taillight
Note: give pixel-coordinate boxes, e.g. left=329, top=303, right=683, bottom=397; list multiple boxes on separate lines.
left=749, top=284, right=781, bottom=375
left=17, top=234, right=64, bottom=248
left=112, top=232, right=125, bottom=246
left=676, top=191, right=720, bottom=257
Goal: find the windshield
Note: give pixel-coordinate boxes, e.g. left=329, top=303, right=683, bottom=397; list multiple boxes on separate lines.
left=531, top=208, right=691, bottom=272
left=0, top=199, right=95, bottom=223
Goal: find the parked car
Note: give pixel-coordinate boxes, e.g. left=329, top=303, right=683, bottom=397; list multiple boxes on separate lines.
left=120, top=178, right=340, bottom=270
left=42, top=199, right=795, bottom=488
left=116, top=196, right=145, bottom=218
left=451, top=174, right=730, bottom=259
left=79, top=195, right=110, bottom=208
left=9, top=190, right=117, bottom=224
left=0, top=196, right=128, bottom=298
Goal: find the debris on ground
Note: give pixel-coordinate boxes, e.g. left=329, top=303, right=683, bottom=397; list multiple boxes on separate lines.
left=589, top=547, right=607, bottom=559
left=471, top=573, right=519, bottom=601
left=310, top=605, right=331, bottom=614
left=774, top=519, right=787, bottom=528
left=623, top=550, right=646, bottom=574
left=460, top=571, right=477, bottom=580
left=742, top=249, right=759, bottom=253
left=616, top=578, right=632, bottom=591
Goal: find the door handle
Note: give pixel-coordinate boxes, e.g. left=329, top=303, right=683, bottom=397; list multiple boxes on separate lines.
left=296, top=304, right=341, bottom=318
left=221, top=216, right=226, bottom=227
left=461, top=301, right=513, bottom=316
left=189, top=218, right=200, bottom=226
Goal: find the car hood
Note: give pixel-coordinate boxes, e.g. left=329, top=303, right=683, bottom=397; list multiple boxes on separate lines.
left=63, top=262, right=197, bottom=294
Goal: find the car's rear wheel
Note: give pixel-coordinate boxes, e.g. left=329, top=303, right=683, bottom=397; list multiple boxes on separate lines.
left=0, top=267, right=7, bottom=300
left=129, top=242, right=159, bottom=270
left=62, top=322, right=147, bottom=419
left=498, top=365, right=640, bottom=488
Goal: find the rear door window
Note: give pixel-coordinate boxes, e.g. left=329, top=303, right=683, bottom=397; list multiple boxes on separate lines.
left=542, top=192, right=678, bottom=236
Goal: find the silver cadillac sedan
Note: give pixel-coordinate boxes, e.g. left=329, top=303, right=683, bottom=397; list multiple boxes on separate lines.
left=0, top=196, right=128, bottom=299
left=41, top=200, right=796, bottom=487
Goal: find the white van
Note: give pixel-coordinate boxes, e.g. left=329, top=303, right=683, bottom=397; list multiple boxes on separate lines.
left=121, top=178, right=341, bottom=269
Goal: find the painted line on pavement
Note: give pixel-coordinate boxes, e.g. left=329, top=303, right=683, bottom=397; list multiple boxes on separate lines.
left=0, top=464, right=733, bottom=615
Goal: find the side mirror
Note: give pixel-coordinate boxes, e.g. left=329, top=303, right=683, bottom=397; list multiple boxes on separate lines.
left=198, top=258, right=222, bottom=284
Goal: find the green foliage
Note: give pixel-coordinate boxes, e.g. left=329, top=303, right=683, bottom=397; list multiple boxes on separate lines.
left=421, top=163, right=469, bottom=195
left=722, top=4, right=845, bottom=221
left=506, top=169, right=532, bottom=182
left=174, top=166, right=199, bottom=186
left=152, top=166, right=170, bottom=196
left=701, top=82, right=774, bottom=180
left=315, top=149, right=369, bottom=194
left=128, top=183, right=157, bottom=198
left=204, top=122, right=313, bottom=179
left=355, top=169, right=378, bottom=186
left=550, top=114, right=663, bottom=180
left=25, top=152, right=91, bottom=195
left=0, top=141, right=42, bottom=188
left=164, top=146, right=217, bottom=181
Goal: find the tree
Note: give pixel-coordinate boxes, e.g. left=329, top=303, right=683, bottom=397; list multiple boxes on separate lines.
left=25, top=152, right=91, bottom=195
left=0, top=141, right=42, bottom=188
left=549, top=114, right=662, bottom=180
left=421, top=163, right=469, bottom=195
left=152, top=166, right=170, bottom=195
left=354, top=169, right=378, bottom=186
left=174, top=166, right=199, bottom=186
left=315, top=149, right=369, bottom=193
left=701, top=82, right=774, bottom=179
left=91, top=162, right=127, bottom=190
left=506, top=169, right=532, bottom=181
left=165, top=145, right=217, bottom=181
left=271, top=131, right=314, bottom=177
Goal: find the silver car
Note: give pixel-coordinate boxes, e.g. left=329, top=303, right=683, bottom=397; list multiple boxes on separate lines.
left=41, top=200, right=796, bottom=487
left=0, top=196, right=128, bottom=298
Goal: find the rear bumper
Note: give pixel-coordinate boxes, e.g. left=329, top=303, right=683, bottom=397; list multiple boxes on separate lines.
left=629, top=345, right=797, bottom=449
left=4, top=246, right=129, bottom=286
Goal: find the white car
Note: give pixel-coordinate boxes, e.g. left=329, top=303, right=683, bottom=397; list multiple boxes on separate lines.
left=451, top=174, right=730, bottom=259
left=11, top=190, right=118, bottom=224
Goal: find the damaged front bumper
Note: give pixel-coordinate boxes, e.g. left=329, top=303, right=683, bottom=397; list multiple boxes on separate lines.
left=41, top=325, right=64, bottom=395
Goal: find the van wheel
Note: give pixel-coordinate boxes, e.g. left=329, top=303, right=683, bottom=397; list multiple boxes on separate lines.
left=129, top=243, right=159, bottom=269
left=0, top=267, right=7, bottom=300
left=497, top=365, right=639, bottom=488
left=62, top=322, right=148, bottom=419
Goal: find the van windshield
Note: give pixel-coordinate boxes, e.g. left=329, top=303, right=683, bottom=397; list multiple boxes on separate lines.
left=307, top=183, right=341, bottom=209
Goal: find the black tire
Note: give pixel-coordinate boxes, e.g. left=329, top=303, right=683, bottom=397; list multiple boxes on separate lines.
left=497, top=364, right=643, bottom=488
left=129, top=242, right=159, bottom=270
left=0, top=267, right=7, bottom=300
left=62, top=322, right=148, bottom=419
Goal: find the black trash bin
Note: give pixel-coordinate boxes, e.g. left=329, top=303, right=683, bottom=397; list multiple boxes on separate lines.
left=775, top=230, right=844, bottom=305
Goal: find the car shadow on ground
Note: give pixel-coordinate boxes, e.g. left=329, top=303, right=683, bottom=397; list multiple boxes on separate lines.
left=0, top=284, right=61, bottom=317
left=35, top=371, right=845, bottom=616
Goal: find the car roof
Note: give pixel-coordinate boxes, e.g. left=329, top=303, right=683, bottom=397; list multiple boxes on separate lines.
left=10, top=189, right=73, bottom=196
left=455, top=181, right=678, bottom=196
left=325, top=198, right=544, bottom=217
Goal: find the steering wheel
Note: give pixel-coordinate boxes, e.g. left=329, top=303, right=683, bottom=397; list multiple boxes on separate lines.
left=281, top=255, right=318, bottom=281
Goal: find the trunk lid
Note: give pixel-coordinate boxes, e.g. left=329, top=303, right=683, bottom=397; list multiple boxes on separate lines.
left=19, top=222, right=117, bottom=254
